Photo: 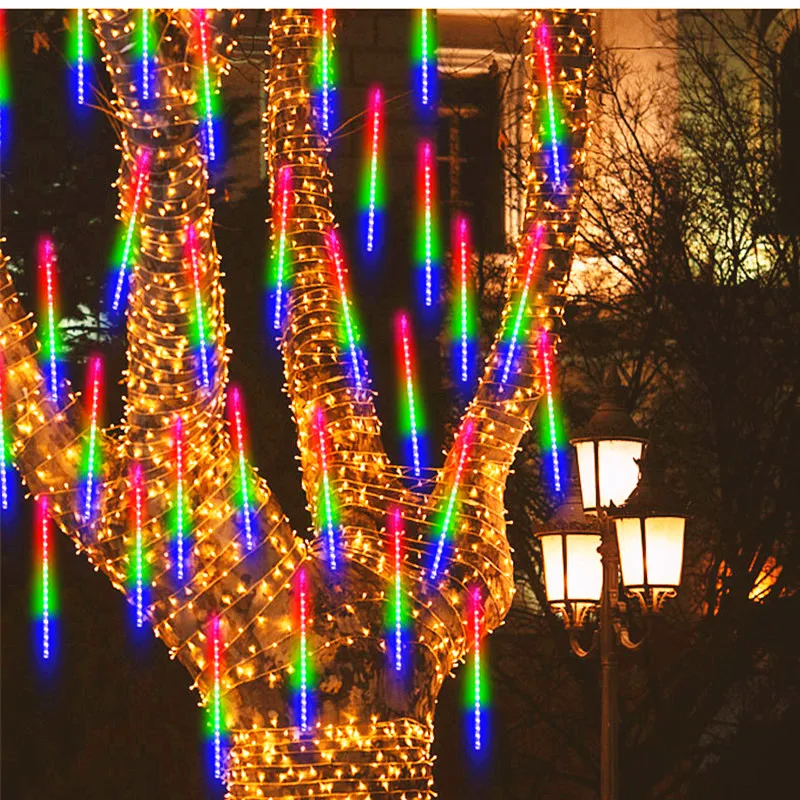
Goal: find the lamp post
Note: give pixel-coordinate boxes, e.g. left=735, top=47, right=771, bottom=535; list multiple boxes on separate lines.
left=536, top=368, right=686, bottom=800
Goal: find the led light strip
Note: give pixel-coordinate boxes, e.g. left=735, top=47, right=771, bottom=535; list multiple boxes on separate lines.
left=197, top=9, right=216, bottom=162
left=458, top=216, right=470, bottom=384
left=132, top=464, right=145, bottom=628
left=298, top=569, right=309, bottom=731
left=366, top=87, right=382, bottom=254
left=82, top=355, right=103, bottom=522
left=320, top=9, right=331, bottom=135
left=420, top=10, right=430, bottom=107
left=430, top=418, right=474, bottom=581
left=39, top=237, right=59, bottom=404
left=39, top=495, right=52, bottom=660
left=212, top=615, right=223, bottom=780
left=186, top=223, right=211, bottom=389
left=422, top=141, right=434, bottom=307
left=500, top=224, right=544, bottom=385
left=539, top=23, right=562, bottom=187
left=398, top=312, right=422, bottom=478
left=0, top=9, right=9, bottom=163
left=77, top=9, right=85, bottom=106
left=174, top=417, right=186, bottom=581
left=314, top=406, right=338, bottom=571
left=112, top=149, right=152, bottom=314
left=472, top=586, right=482, bottom=752
left=539, top=329, right=562, bottom=493
left=0, top=352, right=8, bottom=512
left=230, top=387, right=254, bottom=551
left=392, top=508, right=404, bottom=672
left=141, top=9, right=150, bottom=101
left=271, top=165, right=291, bottom=331
left=328, top=229, right=363, bottom=393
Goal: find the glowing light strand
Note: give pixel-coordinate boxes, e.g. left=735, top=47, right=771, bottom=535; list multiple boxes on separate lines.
left=366, top=87, right=381, bottom=254
left=298, top=569, right=309, bottom=731
left=0, top=10, right=10, bottom=163
left=472, top=586, right=483, bottom=752
left=423, top=142, right=434, bottom=307
left=392, top=508, right=403, bottom=672
left=112, top=150, right=151, bottom=314
left=132, top=464, right=145, bottom=628
left=141, top=10, right=150, bottom=102
left=500, top=224, right=544, bottom=385
left=320, top=10, right=331, bottom=134
left=174, top=417, right=186, bottom=581
left=40, top=238, right=59, bottom=404
left=186, top=223, right=211, bottom=389
left=271, top=166, right=291, bottom=331
left=212, top=615, right=223, bottom=780
left=458, top=216, right=471, bottom=384
left=314, top=406, right=338, bottom=571
left=39, top=496, right=51, bottom=660
left=0, top=352, right=8, bottom=512
left=197, top=10, right=216, bottom=162
left=539, top=23, right=563, bottom=187
left=328, top=230, right=363, bottom=393
left=82, top=356, right=103, bottom=522
left=77, top=9, right=85, bottom=106
left=230, top=388, right=254, bottom=551
left=540, top=330, right=562, bottom=493
left=420, top=10, right=430, bottom=107
left=430, top=418, right=474, bottom=581
left=398, top=313, right=423, bottom=478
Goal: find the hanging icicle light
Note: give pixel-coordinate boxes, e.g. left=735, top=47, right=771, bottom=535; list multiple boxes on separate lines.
left=208, top=614, right=225, bottom=781
left=539, top=329, right=564, bottom=494
left=537, top=21, right=565, bottom=189
left=140, top=9, right=151, bottom=103
left=80, top=355, right=104, bottom=523
left=395, top=311, right=425, bottom=479
left=451, top=214, right=475, bottom=386
left=37, top=236, right=61, bottom=405
left=195, top=9, right=217, bottom=163
left=295, top=568, right=312, bottom=732
left=269, top=165, right=292, bottom=332
left=328, top=229, right=364, bottom=394
left=429, top=418, right=474, bottom=581
left=129, top=463, right=146, bottom=629
left=413, top=9, right=437, bottom=119
left=185, top=222, right=212, bottom=390
left=314, top=9, right=336, bottom=135
left=173, top=416, right=187, bottom=582
left=110, top=148, right=151, bottom=315
left=415, top=140, right=440, bottom=309
left=313, top=405, right=339, bottom=572
left=359, top=85, right=384, bottom=262
left=389, top=507, right=406, bottom=672
left=68, top=8, right=89, bottom=109
left=500, top=223, right=544, bottom=386
left=0, top=351, right=9, bottom=514
left=470, top=586, right=484, bottom=753
left=0, top=10, right=10, bottom=165
left=35, top=495, right=55, bottom=662
left=228, top=386, right=255, bottom=552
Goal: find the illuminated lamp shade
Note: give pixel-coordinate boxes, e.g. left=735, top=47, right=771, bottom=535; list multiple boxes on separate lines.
left=535, top=463, right=602, bottom=627
left=570, top=367, right=647, bottom=514
left=611, top=446, right=686, bottom=613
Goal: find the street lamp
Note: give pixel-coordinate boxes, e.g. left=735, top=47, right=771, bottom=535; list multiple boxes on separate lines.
left=534, top=367, right=686, bottom=800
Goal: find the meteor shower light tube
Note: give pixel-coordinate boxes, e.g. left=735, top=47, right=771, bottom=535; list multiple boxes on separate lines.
left=328, top=230, right=363, bottom=393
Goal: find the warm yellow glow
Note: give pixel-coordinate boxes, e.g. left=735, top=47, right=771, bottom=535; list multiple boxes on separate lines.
left=575, top=439, right=643, bottom=512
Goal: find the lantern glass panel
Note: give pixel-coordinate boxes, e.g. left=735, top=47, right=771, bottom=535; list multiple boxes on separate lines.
left=598, top=439, right=644, bottom=508
left=645, top=516, right=685, bottom=587
left=574, top=440, right=597, bottom=511
left=615, top=516, right=645, bottom=587
left=540, top=534, right=565, bottom=603
left=566, top=533, right=602, bottom=602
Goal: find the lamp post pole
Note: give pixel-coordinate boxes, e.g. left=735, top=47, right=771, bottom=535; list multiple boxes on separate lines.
left=599, top=511, right=619, bottom=800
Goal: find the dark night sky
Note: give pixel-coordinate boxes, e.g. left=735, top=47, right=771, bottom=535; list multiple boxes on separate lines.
left=0, top=11, right=501, bottom=799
